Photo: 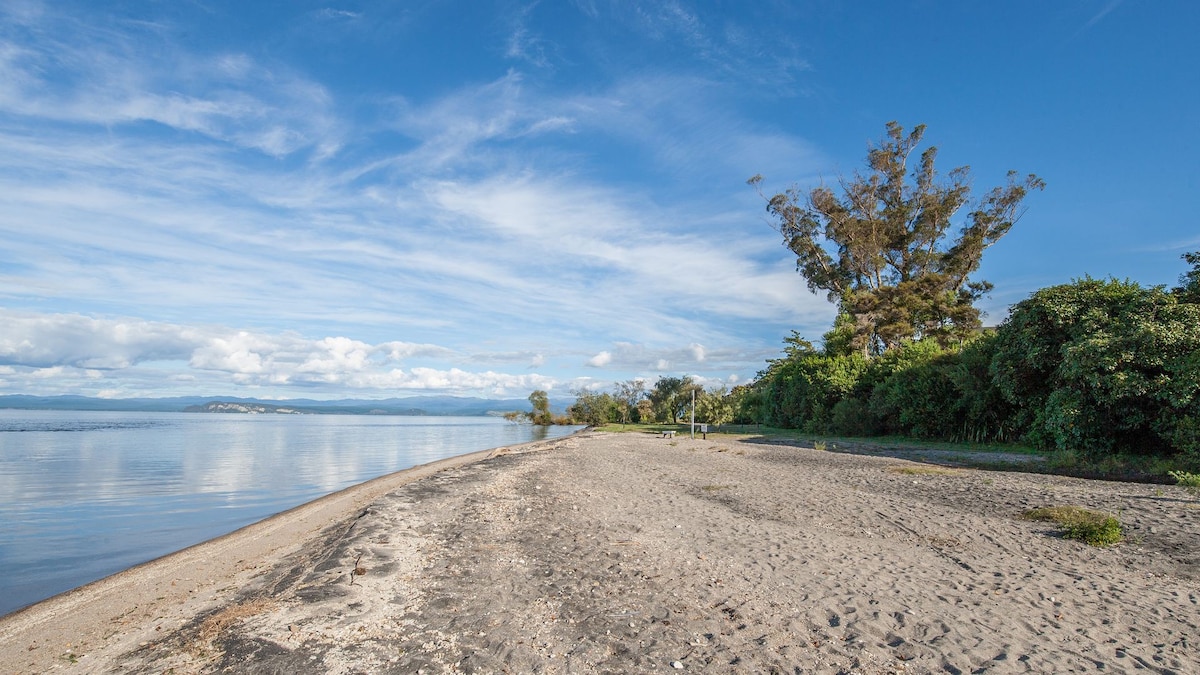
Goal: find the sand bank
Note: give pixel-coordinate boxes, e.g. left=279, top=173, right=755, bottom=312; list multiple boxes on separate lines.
left=2, top=431, right=1197, bottom=674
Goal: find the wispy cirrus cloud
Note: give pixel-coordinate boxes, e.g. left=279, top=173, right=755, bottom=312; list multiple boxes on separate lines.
left=0, top=4, right=341, bottom=157
left=0, top=2, right=829, bottom=398
left=1082, top=0, right=1123, bottom=30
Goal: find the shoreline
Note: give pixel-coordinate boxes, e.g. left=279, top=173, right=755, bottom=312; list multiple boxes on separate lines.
left=0, top=434, right=567, bottom=674
left=3, top=430, right=1197, bottom=673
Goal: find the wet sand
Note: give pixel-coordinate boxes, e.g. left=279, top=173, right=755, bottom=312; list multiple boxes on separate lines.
left=2, top=431, right=1197, bottom=674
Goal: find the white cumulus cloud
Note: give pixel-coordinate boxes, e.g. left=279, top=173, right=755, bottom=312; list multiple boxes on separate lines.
left=587, top=351, right=613, bottom=367
left=0, top=309, right=558, bottom=397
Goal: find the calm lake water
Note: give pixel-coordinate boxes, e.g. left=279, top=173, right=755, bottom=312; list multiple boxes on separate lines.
left=0, top=410, right=580, bottom=617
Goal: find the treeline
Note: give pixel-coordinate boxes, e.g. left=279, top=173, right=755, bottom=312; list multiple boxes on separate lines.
left=736, top=120, right=1200, bottom=470
left=742, top=272, right=1200, bottom=467
left=557, top=121, right=1200, bottom=473
left=564, top=376, right=736, bottom=428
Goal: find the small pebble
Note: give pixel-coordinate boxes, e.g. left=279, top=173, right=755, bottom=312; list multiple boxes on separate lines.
left=671, top=661, right=684, bottom=669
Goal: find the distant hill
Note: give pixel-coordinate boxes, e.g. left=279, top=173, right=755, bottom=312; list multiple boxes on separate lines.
left=0, top=394, right=557, bottom=416
left=182, top=401, right=309, bottom=414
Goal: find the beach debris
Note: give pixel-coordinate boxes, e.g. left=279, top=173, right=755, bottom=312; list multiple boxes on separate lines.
left=671, top=660, right=685, bottom=669
left=350, top=554, right=367, bottom=585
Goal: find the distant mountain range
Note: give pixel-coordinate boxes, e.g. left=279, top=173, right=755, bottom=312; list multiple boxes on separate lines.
left=0, top=394, right=552, bottom=416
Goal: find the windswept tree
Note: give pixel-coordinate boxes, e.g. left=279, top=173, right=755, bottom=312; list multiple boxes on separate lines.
left=751, top=121, right=1044, bottom=355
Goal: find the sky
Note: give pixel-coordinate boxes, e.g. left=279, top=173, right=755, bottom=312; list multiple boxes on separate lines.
left=1, top=0, right=1197, bottom=401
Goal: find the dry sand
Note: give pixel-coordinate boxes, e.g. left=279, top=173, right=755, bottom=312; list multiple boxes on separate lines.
left=1, top=431, right=1197, bottom=674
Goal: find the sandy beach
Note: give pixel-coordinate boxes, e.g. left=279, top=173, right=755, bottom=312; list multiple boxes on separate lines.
left=1, top=431, right=1197, bottom=674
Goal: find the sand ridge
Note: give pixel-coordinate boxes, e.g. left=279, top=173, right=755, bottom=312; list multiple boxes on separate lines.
left=3, top=431, right=1198, bottom=673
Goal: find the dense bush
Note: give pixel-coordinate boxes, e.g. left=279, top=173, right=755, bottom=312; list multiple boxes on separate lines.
left=945, top=334, right=1019, bottom=443
left=855, top=335, right=1015, bottom=443
left=865, top=340, right=951, bottom=437
left=828, top=397, right=876, bottom=436
left=566, top=389, right=620, bottom=426
left=730, top=384, right=763, bottom=424
left=760, top=352, right=866, bottom=433
left=753, top=333, right=1017, bottom=441
left=742, top=271, right=1200, bottom=464
left=871, top=352, right=962, bottom=439
left=992, top=278, right=1200, bottom=458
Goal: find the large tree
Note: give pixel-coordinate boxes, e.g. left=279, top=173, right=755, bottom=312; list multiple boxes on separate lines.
left=567, top=388, right=619, bottom=427
left=614, top=379, right=646, bottom=424
left=527, top=389, right=553, bottom=426
left=751, top=121, right=1044, bottom=355
left=647, top=376, right=702, bottom=424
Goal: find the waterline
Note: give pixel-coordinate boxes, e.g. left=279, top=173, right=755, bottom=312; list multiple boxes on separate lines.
left=0, top=410, right=579, bottom=617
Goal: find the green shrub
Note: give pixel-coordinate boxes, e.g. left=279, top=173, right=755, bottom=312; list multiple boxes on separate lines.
left=829, top=397, right=877, bottom=436
left=949, top=334, right=1019, bottom=443
left=1169, top=470, right=1200, bottom=487
left=1062, top=516, right=1123, bottom=547
left=1169, top=470, right=1200, bottom=496
left=871, top=352, right=959, bottom=439
left=760, top=352, right=867, bottom=431
left=855, top=339, right=946, bottom=400
left=863, top=335, right=1016, bottom=443
left=1022, top=506, right=1122, bottom=547
left=993, top=278, right=1200, bottom=458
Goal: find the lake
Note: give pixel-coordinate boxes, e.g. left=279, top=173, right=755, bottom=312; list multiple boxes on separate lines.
left=0, top=410, right=580, bottom=618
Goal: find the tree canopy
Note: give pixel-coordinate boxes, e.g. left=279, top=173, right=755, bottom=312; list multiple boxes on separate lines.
left=527, top=389, right=553, bottom=425
left=566, top=388, right=619, bottom=427
left=614, top=379, right=646, bottom=424
left=990, top=278, right=1200, bottom=458
left=647, top=376, right=702, bottom=424
left=751, top=121, right=1044, bottom=355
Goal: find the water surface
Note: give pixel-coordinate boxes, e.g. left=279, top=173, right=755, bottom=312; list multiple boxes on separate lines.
left=0, top=410, right=578, bottom=617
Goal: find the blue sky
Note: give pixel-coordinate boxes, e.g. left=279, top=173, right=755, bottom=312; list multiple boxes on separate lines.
left=1, top=0, right=1196, bottom=400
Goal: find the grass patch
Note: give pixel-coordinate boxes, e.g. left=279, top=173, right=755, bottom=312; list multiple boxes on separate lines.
left=1042, top=450, right=1195, bottom=483
left=700, top=484, right=734, bottom=492
left=590, top=424, right=1195, bottom=487
left=725, top=426, right=1040, bottom=456
left=889, top=465, right=961, bottom=476
left=1022, top=506, right=1122, bottom=547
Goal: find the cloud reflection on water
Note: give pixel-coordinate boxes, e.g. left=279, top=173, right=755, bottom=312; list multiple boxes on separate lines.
left=0, top=410, right=575, bottom=617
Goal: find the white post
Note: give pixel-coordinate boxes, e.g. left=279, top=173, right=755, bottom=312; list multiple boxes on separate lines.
left=691, top=388, right=696, bottom=439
